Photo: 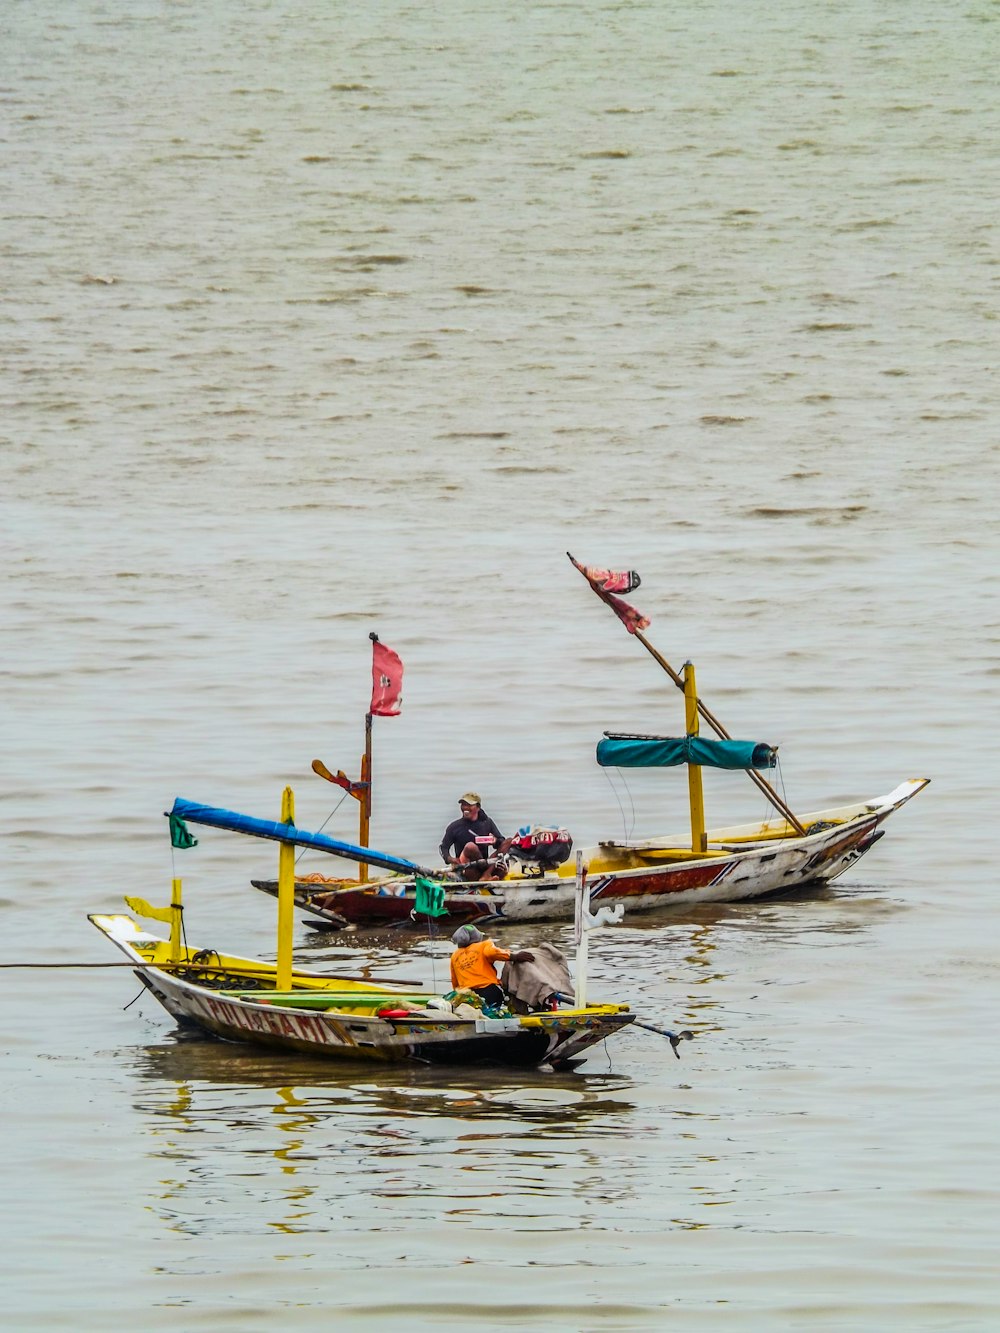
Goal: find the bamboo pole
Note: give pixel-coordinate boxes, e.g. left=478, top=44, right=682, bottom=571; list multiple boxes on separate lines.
left=573, top=852, right=588, bottom=1008
left=566, top=552, right=806, bottom=835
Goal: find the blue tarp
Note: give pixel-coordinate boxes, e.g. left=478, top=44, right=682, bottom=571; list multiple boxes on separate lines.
left=596, top=737, right=776, bottom=770
left=168, top=798, right=427, bottom=875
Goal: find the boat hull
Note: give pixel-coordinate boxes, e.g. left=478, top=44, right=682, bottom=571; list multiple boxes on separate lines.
left=269, top=779, right=928, bottom=928
left=91, top=915, right=633, bottom=1069
left=139, top=970, right=624, bottom=1066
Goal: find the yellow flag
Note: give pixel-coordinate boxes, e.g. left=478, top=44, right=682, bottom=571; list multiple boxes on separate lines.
left=124, top=895, right=174, bottom=924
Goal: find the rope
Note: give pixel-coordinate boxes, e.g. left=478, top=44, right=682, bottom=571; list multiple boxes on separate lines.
left=602, top=766, right=636, bottom=842
left=776, top=756, right=792, bottom=821
left=0, top=965, right=172, bottom=975
left=295, top=790, right=351, bottom=866
left=0, top=961, right=425, bottom=987
left=427, top=913, right=439, bottom=992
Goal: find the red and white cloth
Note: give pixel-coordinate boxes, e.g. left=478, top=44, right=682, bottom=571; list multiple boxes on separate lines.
left=569, top=555, right=651, bottom=634
left=370, top=639, right=403, bottom=716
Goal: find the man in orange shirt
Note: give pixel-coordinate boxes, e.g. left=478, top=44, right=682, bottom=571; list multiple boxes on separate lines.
left=449, top=925, right=534, bottom=1009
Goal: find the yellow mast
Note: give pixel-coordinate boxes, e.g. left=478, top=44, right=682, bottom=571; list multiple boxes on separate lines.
left=634, top=627, right=805, bottom=836
left=168, top=878, right=183, bottom=962
left=683, top=664, right=708, bottom=853
left=276, top=785, right=295, bottom=990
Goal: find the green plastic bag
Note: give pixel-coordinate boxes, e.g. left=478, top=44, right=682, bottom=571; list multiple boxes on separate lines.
left=414, top=876, right=447, bottom=916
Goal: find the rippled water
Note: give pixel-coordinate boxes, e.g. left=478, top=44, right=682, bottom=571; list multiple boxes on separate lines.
left=3, top=1, right=999, bottom=1328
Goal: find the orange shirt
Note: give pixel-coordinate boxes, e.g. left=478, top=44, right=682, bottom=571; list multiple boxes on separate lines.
left=450, top=939, right=511, bottom=991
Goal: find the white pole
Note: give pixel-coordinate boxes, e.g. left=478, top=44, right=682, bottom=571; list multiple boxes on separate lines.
left=574, top=851, right=588, bottom=1008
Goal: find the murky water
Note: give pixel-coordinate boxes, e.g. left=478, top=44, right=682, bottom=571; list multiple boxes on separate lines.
left=3, top=1, right=998, bottom=1327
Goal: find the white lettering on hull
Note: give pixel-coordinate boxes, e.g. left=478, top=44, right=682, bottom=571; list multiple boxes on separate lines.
left=188, top=994, right=348, bottom=1047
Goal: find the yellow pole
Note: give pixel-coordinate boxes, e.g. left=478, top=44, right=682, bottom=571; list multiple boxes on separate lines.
left=276, top=785, right=295, bottom=990
left=633, top=628, right=806, bottom=835
left=684, top=663, right=708, bottom=854
left=169, top=877, right=183, bottom=963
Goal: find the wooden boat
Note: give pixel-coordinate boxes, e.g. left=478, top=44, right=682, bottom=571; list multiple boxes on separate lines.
left=248, top=778, right=928, bottom=930
left=89, top=913, right=633, bottom=1067
left=89, top=789, right=638, bottom=1069
left=242, top=555, right=928, bottom=931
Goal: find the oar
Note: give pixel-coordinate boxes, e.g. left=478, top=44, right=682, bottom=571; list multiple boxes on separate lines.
left=633, top=1020, right=694, bottom=1058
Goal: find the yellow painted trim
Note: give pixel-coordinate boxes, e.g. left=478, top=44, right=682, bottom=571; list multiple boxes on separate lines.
left=92, top=916, right=395, bottom=991
left=518, top=1004, right=630, bottom=1026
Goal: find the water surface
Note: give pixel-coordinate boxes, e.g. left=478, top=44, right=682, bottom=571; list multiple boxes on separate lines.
left=2, top=1, right=998, bottom=1327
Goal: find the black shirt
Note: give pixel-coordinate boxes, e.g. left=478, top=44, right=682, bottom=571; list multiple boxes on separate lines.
left=439, top=810, right=505, bottom=863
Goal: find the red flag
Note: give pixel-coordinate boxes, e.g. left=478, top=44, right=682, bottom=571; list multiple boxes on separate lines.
left=603, top=592, right=651, bottom=634
left=569, top=554, right=651, bottom=634
left=576, top=564, right=641, bottom=596
left=370, top=639, right=403, bottom=716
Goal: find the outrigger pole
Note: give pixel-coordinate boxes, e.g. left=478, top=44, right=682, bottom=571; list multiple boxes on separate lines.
left=568, top=553, right=806, bottom=836
left=168, top=794, right=435, bottom=990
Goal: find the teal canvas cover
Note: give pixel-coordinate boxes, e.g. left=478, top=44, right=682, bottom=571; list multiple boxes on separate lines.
left=596, top=736, right=776, bottom=770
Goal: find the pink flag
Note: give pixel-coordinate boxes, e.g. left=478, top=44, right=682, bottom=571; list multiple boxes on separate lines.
left=569, top=554, right=651, bottom=635
left=604, top=592, right=651, bottom=634
left=577, top=564, right=642, bottom=596
left=370, top=639, right=403, bottom=716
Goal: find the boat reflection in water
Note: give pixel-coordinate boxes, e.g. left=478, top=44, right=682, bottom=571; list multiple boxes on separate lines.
left=131, top=1036, right=640, bottom=1240
left=123, top=878, right=893, bottom=1244
left=135, top=1035, right=637, bottom=1132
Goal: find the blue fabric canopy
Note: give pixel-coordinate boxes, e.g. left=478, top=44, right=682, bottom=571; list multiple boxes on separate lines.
left=596, top=736, right=776, bottom=770
left=168, top=798, right=428, bottom=875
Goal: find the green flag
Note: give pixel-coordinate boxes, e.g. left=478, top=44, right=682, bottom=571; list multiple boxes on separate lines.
left=414, top=876, right=447, bottom=917
left=168, top=813, right=198, bottom=850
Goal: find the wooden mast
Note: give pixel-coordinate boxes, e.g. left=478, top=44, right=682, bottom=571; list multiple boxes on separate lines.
left=568, top=553, right=807, bottom=836
left=359, top=707, right=372, bottom=884
left=310, top=632, right=383, bottom=883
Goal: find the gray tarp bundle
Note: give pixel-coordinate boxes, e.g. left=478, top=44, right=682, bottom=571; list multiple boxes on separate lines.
left=502, top=943, right=572, bottom=1010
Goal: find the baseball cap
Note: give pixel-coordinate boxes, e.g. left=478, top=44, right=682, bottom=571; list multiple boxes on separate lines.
left=458, top=792, right=481, bottom=806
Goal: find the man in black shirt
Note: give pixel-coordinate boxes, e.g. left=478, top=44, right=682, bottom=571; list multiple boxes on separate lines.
left=439, top=792, right=512, bottom=881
